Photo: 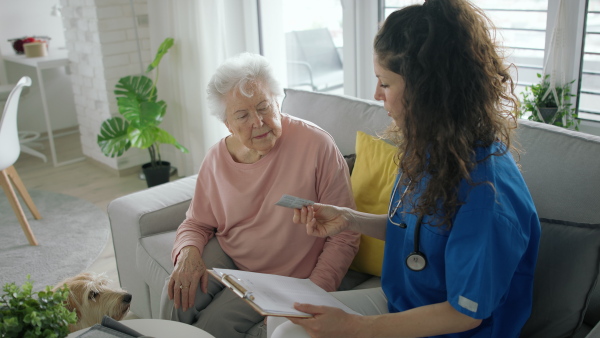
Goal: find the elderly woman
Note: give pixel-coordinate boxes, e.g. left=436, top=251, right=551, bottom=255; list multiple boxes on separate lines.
left=159, top=52, right=360, bottom=338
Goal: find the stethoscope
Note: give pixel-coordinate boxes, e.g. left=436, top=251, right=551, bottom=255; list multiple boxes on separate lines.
left=388, top=179, right=428, bottom=272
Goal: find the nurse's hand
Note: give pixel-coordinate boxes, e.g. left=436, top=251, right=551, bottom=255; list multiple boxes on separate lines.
left=293, top=204, right=351, bottom=237
left=287, top=303, right=367, bottom=338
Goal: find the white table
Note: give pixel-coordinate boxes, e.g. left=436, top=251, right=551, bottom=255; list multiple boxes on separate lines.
left=67, top=319, right=216, bottom=337
left=3, top=49, right=85, bottom=167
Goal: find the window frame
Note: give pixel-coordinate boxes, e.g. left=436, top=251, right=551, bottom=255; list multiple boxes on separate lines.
left=576, top=0, right=600, bottom=122
left=378, top=0, right=600, bottom=126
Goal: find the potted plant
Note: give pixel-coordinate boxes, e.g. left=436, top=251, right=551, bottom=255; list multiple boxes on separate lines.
left=520, top=73, right=580, bottom=130
left=97, top=37, right=188, bottom=187
left=0, top=276, right=77, bottom=338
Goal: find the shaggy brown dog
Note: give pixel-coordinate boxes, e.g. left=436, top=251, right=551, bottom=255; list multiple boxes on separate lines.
left=54, top=272, right=132, bottom=332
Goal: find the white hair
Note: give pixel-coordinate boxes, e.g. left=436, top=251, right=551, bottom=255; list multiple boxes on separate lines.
left=206, top=52, right=284, bottom=121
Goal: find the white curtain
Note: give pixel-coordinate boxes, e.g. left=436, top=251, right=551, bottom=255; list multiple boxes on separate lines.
left=540, top=0, right=587, bottom=126
left=147, top=1, right=243, bottom=177
left=542, top=0, right=568, bottom=111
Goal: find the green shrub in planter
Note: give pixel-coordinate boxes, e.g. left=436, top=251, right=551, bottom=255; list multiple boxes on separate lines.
left=0, top=275, right=77, bottom=338
left=97, top=37, right=188, bottom=186
left=520, top=73, right=579, bottom=130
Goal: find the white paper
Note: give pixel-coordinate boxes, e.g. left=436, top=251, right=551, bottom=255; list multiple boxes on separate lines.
left=211, top=268, right=360, bottom=317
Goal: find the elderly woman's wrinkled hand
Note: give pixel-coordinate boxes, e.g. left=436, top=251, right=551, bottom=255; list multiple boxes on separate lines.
left=293, top=204, right=351, bottom=238
left=168, top=245, right=208, bottom=312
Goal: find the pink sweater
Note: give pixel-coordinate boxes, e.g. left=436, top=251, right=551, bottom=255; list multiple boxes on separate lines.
left=172, top=114, right=360, bottom=292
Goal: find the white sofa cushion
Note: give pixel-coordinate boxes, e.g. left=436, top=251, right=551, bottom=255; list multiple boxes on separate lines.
left=281, top=88, right=391, bottom=155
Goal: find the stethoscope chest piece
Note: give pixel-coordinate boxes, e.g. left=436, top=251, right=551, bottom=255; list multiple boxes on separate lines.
left=388, top=180, right=429, bottom=272
left=406, top=214, right=427, bottom=271
left=406, top=252, right=427, bottom=271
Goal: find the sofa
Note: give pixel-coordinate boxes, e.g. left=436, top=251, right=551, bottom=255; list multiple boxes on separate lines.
left=108, top=88, right=600, bottom=338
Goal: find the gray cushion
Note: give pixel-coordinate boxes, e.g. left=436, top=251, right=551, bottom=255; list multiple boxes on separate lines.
left=281, top=88, right=391, bottom=156
left=516, top=120, right=600, bottom=224
left=338, top=268, right=372, bottom=291
left=521, top=218, right=600, bottom=338
left=136, top=231, right=177, bottom=318
left=344, top=154, right=356, bottom=174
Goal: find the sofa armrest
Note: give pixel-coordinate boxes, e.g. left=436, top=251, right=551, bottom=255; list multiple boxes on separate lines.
left=587, top=322, right=600, bottom=338
left=107, top=175, right=197, bottom=318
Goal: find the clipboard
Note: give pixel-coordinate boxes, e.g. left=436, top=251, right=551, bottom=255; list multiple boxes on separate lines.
left=208, top=268, right=360, bottom=318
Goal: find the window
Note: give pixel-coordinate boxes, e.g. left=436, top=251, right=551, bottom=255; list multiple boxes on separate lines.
left=282, top=0, right=344, bottom=94
left=578, top=0, right=600, bottom=122
left=381, top=0, right=600, bottom=126
left=475, top=0, right=548, bottom=94
left=381, top=0, right=548, bottom=93
left=260, top=0, right=381, bottom=99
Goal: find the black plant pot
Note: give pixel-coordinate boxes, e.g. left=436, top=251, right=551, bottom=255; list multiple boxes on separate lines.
left=142, top=161, right=171, bottom=187
left=538, top=107, right=559, bottom=123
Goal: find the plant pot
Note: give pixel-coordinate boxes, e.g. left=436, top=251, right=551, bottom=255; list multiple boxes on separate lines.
left=538, top=107, right=559, bottom=123
left=142, top=161, right=171, bottom=187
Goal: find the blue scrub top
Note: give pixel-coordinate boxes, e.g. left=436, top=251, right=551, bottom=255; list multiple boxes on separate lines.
left=381, top=142, right=541, bottom=338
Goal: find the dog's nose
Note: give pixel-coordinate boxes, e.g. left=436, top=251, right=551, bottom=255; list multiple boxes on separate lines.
left=123, top=293, right=132, bottom=304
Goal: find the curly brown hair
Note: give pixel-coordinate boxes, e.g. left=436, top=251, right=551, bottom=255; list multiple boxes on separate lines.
left=374, top=0, right=520, bottom=227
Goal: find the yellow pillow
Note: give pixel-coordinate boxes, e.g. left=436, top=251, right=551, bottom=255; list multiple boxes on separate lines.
left=349, top=131, right=398, bottom=276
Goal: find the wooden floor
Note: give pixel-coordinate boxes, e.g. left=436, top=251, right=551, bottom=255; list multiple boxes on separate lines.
left=13, top=131, right=171, bottom=319
left=14, top=132, right=149, bottom=211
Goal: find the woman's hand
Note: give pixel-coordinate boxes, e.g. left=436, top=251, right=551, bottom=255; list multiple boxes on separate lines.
left=293, top=204, right=352, bottom=237
left=287, top=303, right=368, bottom=338
left=168, top=245, right=208, bottom=312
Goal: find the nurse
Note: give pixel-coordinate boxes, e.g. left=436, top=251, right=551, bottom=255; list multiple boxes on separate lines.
left=271, top=0, right=541, bottom=337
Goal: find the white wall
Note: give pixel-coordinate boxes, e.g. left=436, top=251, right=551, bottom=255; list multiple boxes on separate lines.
left=0, top=0, right=66, bottom=54
left=60, top=0, right=151, bottom=170
left=0, top=0, right=77, bottom=135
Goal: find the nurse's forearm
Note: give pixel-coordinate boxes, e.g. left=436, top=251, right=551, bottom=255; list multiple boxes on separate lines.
left=358, top=301, right=482, bottom=337
left=346, top=210, right=388, bottom=240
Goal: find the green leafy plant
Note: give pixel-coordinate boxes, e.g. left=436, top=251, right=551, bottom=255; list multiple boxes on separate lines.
left=97, top=37, right=188, bottom=168
left=521, top=73, right=580, bottom=130
left=0, top=275, right=77, bottom=338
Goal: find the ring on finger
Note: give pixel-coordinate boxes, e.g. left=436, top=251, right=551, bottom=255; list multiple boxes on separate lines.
left=179, top=284, right=190, bottom=289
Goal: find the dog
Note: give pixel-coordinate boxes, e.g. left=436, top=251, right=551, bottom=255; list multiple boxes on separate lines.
left=54, top=272, right=132, bottom=332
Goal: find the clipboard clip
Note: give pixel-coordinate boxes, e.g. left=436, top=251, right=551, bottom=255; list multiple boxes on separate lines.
left=222, top=274, right=255, bottom=301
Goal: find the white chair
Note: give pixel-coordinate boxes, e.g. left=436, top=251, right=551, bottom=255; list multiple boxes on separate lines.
left=0, top=83, right=47, bottom=163
left=0, top=76, right=41, bottom=246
